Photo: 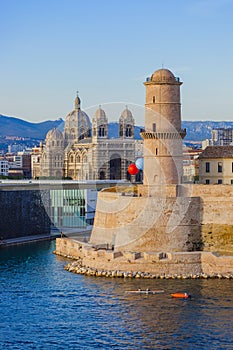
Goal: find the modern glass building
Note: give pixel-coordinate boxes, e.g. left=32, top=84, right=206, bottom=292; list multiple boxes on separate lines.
left=50, top=188, right=86, bottom=228
left=0, top=180, right=124, bottom=231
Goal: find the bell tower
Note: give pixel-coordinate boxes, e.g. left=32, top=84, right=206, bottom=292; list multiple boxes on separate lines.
left=141, top=68, right=186, bottom=191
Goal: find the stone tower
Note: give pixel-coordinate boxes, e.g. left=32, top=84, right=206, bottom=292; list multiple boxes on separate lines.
left=141, top=68, right=186, bottom=192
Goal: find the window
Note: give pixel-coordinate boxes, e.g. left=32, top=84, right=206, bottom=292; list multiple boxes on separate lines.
left=126, top=125, right=132, bottom=137
left=232, top=162, right=233, bottom=173
left=218, top=179, right=222, bottom=184
left=205, top=162, right=210, bottom=173
left=206, top=179, right=210, bottom=184
left=218, top=162, right=222, bottom=173
left=156, top=148, right=158, bottom=156
left=153, top=96, right=155, bottom=103
left=80, top=207, right=85, bottom=217
left=231, top=179, right=233, bottom=185
left=153, top=123, right=156, bottom=132
left=99, top=125, right=105, bottom=137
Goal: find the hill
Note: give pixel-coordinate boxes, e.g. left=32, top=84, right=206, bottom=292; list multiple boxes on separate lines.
left=182, top=121, right=233, bottom=141
left=1, top=114, right=233, bottom=142
left=0, top=115, right=63, bottom=139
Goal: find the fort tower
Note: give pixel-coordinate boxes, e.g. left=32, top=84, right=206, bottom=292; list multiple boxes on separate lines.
left=141, top=68, right=186, bottom=192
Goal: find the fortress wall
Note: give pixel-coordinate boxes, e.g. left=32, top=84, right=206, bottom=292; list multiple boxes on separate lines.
left=89, top=184, right=233, bottom=254
left=90, top=191, right=201, bottom=252
left=82, top=249, right=203, bottom=275
left=56, top=238, right=83, bottom=259
left=190, top=185, right=233, bottom=253
left=56, top=238, right=233, bottom=276
left=201, top=253, right=233, bottom=275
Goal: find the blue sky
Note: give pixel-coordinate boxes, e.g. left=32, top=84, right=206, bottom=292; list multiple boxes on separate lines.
left=1, top=0, right=233, bottom=124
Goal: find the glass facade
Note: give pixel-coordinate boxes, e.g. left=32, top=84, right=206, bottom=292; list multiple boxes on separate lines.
left=50, top=189, right=86, bottom=228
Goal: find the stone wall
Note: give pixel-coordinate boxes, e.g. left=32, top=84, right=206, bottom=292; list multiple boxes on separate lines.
left=90, top=191, right=201, bottom=252
left=90, top=184, right=233, bottom=254
left=191, top=185, right=233, bottom=253
left=56, top=237, right=83, bottom=259
left=55, top=238, right=233, bottom=276
left=0, top=190, right=51, bottom=239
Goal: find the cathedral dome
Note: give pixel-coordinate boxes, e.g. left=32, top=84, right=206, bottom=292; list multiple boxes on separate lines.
left=45, top=128, right=64, bottom=141
left=120, top=107, right=134, bottom=121
left=78, top=110, right=92, bottom=131
left=64, top=96, right=92, bottom=143
left=151, top=68, right=176, bottom=83
left=94, top=106, right=106, bottom=120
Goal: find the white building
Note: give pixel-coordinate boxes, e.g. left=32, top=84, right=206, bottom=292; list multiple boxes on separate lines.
left=0, top=160, right=9, bottom=177
left=39, top=95, right=140, bottom=181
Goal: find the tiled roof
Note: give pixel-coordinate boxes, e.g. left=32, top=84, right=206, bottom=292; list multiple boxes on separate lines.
left=199, top=146, right=233, bottom=159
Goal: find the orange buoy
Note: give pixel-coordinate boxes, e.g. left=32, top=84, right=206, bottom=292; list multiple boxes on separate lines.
left=171, top=292, right=191, bottom=299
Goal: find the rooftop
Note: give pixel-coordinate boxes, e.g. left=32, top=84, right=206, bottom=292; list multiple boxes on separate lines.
left=199, top=146, right=233, bottom=159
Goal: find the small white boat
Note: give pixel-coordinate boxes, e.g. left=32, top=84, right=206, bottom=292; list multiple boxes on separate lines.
left=125, top=289, right=164, bottom=294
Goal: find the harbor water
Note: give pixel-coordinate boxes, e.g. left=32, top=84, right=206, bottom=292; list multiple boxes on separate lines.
left=0, top=241, right=233, bottom=349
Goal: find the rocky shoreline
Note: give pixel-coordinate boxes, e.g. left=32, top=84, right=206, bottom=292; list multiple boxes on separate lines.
left=64, top=258, right=233, bottom=279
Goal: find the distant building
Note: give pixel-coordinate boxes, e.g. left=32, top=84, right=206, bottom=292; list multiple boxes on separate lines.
left=0, top=159, right=9, bottom=177
left=183, top=147, right=202, bottom=183
left=8, top=153, right=31, bottom=178
left=199, top=146, right=233, bottom=184
left=39, top=96, right=140, bottom=180
left=31, top=144, right=42, bottom=179
left=202, top=128, right=233, bottom=149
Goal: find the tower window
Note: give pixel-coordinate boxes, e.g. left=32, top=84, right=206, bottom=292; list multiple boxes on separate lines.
left=99, top=125, right=105, bottom=137
left=126, top=125, right=132, bottom=137
left=218, top=162, right=222, bottom=173
left=156, top=148, right=158, bottom=155
left=153, top=96, right=155, bottom=103
left=205, top=162, right=210, bottom=173
left=153, top=123, right=156, bottom=132
left=206, top=179, right=210, bottom=184
left=218, top=179, right=222, bottom=184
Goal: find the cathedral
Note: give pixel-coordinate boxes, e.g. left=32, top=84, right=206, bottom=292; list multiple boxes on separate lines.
left=37, top=95, right=139, bottom=180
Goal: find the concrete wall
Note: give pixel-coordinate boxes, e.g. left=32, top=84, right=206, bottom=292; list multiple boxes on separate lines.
left=0, top=190, right=51, bottom=239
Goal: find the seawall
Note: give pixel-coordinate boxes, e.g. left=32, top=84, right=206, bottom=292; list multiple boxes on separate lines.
left=55, top=238, right=233, bottom=277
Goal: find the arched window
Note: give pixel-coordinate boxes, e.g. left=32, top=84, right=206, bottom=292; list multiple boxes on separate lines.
left=70, top=155, right=74, bottom=163
left=126, top=125, right=132, bottom=137
left=77, top=155, right=81, bottom=163
left=99, top=125, right=105, bottom=137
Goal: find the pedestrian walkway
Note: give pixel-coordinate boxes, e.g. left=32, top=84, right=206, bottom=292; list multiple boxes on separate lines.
left=0, top=226, right=92, bottom=247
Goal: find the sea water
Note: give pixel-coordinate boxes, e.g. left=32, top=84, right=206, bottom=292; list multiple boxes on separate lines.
left=0, top=241, right=233, bottom=349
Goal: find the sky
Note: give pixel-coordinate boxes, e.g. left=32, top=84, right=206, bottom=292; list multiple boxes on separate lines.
left=1, top=0, right=233, bottom=124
